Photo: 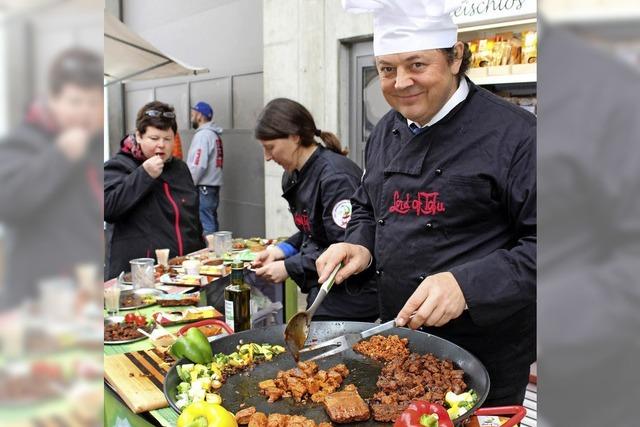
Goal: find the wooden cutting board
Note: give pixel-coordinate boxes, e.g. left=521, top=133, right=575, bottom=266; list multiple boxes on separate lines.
left=27, top=411, right=93, bottom=427
left=104, top=349, right=173, bottom=413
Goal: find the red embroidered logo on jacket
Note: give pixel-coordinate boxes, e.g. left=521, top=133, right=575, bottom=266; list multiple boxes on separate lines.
left=194, top=148, right=202, bottom=166
left=294, top=212, right=311, bottom=233
left=388, top=191, right=446, bottom=216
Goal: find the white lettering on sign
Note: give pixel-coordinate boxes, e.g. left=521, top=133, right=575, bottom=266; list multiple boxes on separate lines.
left=452, top=0, right=536, bottom=25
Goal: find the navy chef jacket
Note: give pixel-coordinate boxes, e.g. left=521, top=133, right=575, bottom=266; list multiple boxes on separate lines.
left=281, top=146, right=378, bottom=320
left=346, top=79, right=536, bottom=400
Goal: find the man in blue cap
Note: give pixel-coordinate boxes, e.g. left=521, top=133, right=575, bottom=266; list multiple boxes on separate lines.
left=187, top=101, right=224, bottom=234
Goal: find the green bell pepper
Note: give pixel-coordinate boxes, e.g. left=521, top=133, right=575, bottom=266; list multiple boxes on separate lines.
left=170, top=327, right=214, bottom=364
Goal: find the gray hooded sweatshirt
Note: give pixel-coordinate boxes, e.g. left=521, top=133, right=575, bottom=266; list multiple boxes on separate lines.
left=186, top=121, right=224, bottom=187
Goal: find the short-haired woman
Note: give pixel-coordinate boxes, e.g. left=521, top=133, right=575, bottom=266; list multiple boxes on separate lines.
left=104, top=101, right=204, bottom=279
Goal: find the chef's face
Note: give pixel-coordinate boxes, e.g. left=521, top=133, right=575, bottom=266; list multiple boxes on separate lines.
left=259, top=136, right=300, bottom=172
left=376, top=43, right=463, bottom=126
left=137, top=126, right=175, bottom=162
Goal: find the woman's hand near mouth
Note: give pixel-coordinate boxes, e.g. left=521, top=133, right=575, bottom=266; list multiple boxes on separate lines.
left=143, top=154, right=165, bottom=178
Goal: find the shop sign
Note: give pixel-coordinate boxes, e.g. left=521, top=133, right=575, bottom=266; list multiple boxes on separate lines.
left=453, top=0, right=537, bottom=25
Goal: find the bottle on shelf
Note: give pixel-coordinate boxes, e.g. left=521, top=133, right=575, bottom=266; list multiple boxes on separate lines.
left=224, top=260, right=251, bottom=332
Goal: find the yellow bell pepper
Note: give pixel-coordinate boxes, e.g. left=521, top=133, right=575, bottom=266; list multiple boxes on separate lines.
left=176, top=402, right=238, bottom=427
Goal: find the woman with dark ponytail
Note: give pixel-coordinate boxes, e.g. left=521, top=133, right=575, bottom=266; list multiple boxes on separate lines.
left=252, top=98, right=378, bottom=321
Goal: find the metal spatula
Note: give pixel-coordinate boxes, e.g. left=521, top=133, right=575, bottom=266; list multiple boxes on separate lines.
left=284, top=263, right=342, bottom=361
left=297, top=319, right=398, bottom=362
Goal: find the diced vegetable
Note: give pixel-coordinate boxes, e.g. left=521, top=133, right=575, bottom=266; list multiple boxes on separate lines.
left=205, top=393, right=222, bottom=404
left=175, top=342, right=286, bottom=410
left=445, top=389, right=478, bottom=419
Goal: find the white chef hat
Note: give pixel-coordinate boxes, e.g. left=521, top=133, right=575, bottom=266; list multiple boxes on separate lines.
left=342, top=0, right=461, bottom=56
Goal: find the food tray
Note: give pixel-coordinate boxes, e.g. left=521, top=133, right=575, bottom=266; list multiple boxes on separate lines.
left=104, top=315, right=154, bottom=345
left=119, top=288, right=166, bottom=311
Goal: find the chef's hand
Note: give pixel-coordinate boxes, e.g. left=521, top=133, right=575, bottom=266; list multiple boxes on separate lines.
left=396, top=272, right=466, bottom=329
left=255, top=260, right=289, bottom=283
left=316, top=243, right=371, bottom=285
left=252, top=246, right=285, bottom=269
left=56, top=127, right=90, bottom=161
left=142, top=155, right=165, bottom=178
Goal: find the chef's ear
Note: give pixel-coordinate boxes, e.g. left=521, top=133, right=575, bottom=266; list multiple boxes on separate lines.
left=451, top=41, right=464, bottom=75
left=135, top=130, right=142, bottom=143
left=290, top=134, right=301, bottom=144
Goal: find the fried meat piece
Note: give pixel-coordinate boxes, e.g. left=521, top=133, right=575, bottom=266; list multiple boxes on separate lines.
left=260, top=362, right=350, bottom=404
left=322, top=389, right=370, bottom=424
left=258, top=413, right=328, bottom=427
left=265, top=386, right=285, bottom=403
left=267, top=414, right=288, bottom=427
left=247, top=412, right=268, bottom=427
left=236, top=406, right=257, bottom=425
left=343, top=384, right=357, bottom=392
left=330, top=364, right=349, bottom=377
left=259, top=379, right=276, bottom=389
left=370, top=403, right=410, bottom=423
left=287, top=415, right=314, bottom=427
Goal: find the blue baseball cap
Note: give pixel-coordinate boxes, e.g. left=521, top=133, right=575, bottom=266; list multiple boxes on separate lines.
left=192, top=101, right=213, bottom=120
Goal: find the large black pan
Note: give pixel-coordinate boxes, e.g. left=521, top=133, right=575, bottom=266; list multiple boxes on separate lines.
left=164, top=322, right=490, bottom=426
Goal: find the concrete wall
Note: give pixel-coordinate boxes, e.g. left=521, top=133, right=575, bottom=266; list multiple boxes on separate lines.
left=111, top=0, right=266, bottom=238
left=262, top=0, right=373, bottom=238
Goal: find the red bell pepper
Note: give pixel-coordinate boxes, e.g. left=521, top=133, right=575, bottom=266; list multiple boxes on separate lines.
left=393, top=401, right=454, bottom=427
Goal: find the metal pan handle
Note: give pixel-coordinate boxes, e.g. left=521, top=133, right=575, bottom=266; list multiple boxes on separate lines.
left=473, top=405, right=527, bottom=427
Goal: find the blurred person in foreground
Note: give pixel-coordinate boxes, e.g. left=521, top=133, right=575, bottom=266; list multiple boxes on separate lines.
left=317, top=0, right=536, bottom=406
left=252, top=98, right=378, bottom=321
left=186, top=101, right=224, bottom=235
left=537, top=22, right=640, bottom=427
left=0, top=48, right=104, bottom=310
left=104, top=101, right=204, bottom=279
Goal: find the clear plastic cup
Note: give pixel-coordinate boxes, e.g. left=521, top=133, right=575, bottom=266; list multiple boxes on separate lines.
left=130, top=258, right=155, bottom=289
left=104, top=282, right=121, bottom=316
left=214, top=231, right=232, bottom=257
left=182, top=259, right=202, bottom=275
left=205, top=234, right=215, bottom=251
left=155, top=248, right=170, bottom=268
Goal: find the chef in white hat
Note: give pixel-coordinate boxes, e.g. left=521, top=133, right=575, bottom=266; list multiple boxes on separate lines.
left=318, top=0, right=536, bottom=409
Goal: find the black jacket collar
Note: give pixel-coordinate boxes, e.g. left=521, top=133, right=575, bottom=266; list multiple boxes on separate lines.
left=282, top=145, right=322, bottom=194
